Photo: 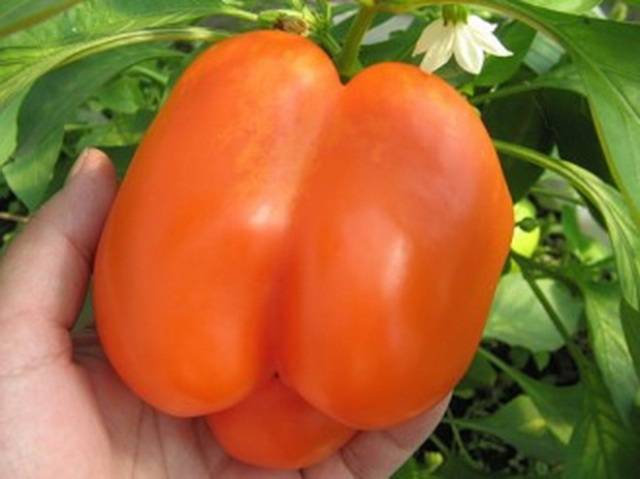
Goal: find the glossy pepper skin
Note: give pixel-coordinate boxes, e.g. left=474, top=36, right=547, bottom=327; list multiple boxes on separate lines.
left=94, top=30, right=514, bottom=468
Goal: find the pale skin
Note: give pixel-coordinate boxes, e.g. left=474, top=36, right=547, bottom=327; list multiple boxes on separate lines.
left=0, top=149, right=450, bottom=479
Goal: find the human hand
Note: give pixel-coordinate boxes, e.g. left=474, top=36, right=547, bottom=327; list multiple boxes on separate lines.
left=0, top=149, right=450, bottom=479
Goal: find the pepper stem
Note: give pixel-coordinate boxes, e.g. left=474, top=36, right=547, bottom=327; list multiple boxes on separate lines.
left=335, top=4, right=377, bottom=79
left=442, top=5, right=469, bottom=25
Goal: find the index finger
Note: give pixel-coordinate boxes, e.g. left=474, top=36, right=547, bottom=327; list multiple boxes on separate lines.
left=0, top=149, right=116, bottom=375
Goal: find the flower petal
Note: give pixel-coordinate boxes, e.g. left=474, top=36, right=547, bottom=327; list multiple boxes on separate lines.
left=469, top=26, right=513, bottom=57
left=453, top=24, right=485, bottom=74
left=419, top=28, right=455, bottom=73
left=414, top=19, right=447, bottom=55
left=467, top=15, right=498, bottom=33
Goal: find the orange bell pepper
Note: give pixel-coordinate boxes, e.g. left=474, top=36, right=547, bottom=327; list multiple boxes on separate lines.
left=94, top=30, right=513, bottom=469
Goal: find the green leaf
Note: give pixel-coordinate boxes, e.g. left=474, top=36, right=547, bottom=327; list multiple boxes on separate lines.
left=521, top=0, right=602, bottom=13
left=427, top=455, right=562, bottom=478
left=581, top=281, right=640, bottom=424
left=1, top=0, right=230, bottom=46
left=0, top=0, right=231, bottom=104
left=426, top=456, right=489, bottom=479
left=563, top=367, right=640, bottom=479
left=0, top=0, right=83, bottom=38
left=561, top=205, right=610, bottom=264
left=533, top=350, right=550, bottom=371
left=529, top=65, right=584, bottom=94
left=77, top=109, right=154, bottom=149
left=524, top=32, right=564, bottom=74
left=456, top=352, right=497, bottom=392
left=489, top=1, right=640, bottom=226
left=392, top=457, right=423, bottom=479
left=480, top=349, right=583, bottom=444
left=2, top=44, right=174, bottom=210
left=360, top=18, right=425, bottom=66
left=517, top=381, right=584, bottom=447
left=473, top=65, right=585, bottom=106
left=539, top=89, right=611, bottom=184
left=482, top=92, right=552, bottom=200
left=0, top=89, right=27, bottom=167
left=493, top=141, right=640, bottom=382
left=485, top=273, right=583, bottom=352
left=511, top=199, right=540, bottom=259
left=95, top=76, right=146, bottom=114
left=455, top=395, right=566, bottom=462
left=621, top=299, right=640, bottom=401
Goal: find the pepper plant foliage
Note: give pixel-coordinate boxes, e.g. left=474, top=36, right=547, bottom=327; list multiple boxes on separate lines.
left=0, top=0, right=639, bottom=477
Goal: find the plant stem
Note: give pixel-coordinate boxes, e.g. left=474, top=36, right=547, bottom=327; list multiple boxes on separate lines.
left=493, top=140, right=599, bottom=208
left=511, top=251, right=579, bottom=292
left=586, top=255, right=615, bottom=270
left=514, top=255, right=572, bottom=341
left=479, top=345, right=553, bottom=383
left=429, top=434, right=450, bottom=456
left=446, top=410, right=476, bottom=466
left=471, top=83, right=538, bottom=105
left=335, top=5, right=377, bottom=78
left=319, top=31, right=342, bottom=57
left=61, top=27, right=229, bottom=68
left=64, top=123, right=106, bottom=132
left=0, top=212, right=30, bottom=223
left=531, top=186, right=584, bottom=206
left=512, top=255, right=588, bottom=365
left=216, top=6, right=259, bottom=23
left=131, top=65, right=168, bottom=85
left=477, top=347, right=508, bottom=371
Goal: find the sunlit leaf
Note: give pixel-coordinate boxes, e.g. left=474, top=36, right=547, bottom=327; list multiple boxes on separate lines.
left=480, top=349, right=583, bottom=444
left=0, top=89, right=27, bottom=167
left=0, top=0, right=232, bottom=104
left=2, top=44, right=175, bottom=209
left=0, top=0, right=83, bottom=38
left=485, top=273, right=582, bottom=352
left=455, top=395, right=566, bottom=462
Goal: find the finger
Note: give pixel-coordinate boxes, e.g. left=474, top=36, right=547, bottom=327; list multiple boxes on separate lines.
left=305, top=394, right=451, bottom=479
left=0, top=148, right=117, bottom=375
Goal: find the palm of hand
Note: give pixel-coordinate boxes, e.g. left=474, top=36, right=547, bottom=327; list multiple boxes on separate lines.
left=0, top=150, right=448, bottom=479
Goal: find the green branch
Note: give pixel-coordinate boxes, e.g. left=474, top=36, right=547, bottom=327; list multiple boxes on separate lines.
left=530, top=186, right=585, bottom=206
left=216, top=5, right=259, bottom=22
left=446, top=409, right=478, bottom=467
left=511, top=251, right=579, bottom=293
left=471, top=83, right=541, bottom=105
left=513, top=254, right=591, bottom=369
left=493, top=140, right=599, bottom=209
left=61, top=27, right=228, bottom=68
left=335, top=4, right=377, bottom=78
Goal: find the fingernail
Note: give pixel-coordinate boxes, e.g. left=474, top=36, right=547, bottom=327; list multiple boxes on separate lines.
left=67, top=148, right=95, bottom=183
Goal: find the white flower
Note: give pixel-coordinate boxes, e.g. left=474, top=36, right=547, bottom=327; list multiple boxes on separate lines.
left=414, top=15, right=513, bottom=75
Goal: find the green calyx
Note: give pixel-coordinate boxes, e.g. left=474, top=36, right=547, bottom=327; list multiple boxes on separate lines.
left=258, top=6, right=319, bottom=34
left=442, top=5, right=469, bottom=25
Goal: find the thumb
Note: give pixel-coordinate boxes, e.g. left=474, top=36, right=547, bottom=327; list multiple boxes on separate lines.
left=0, top=148, right=117, bottom=375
